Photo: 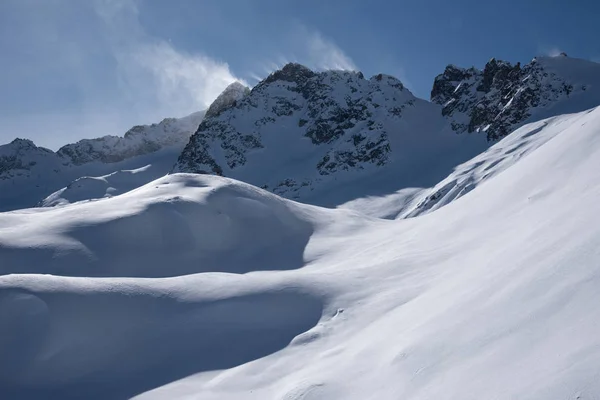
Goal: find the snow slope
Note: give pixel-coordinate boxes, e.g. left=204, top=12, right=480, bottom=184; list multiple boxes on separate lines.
left=3, top=106, right=600, bottom=399
left=0, top=111, right=205, bottom=211
left=353, top=108, right=588, bottom=220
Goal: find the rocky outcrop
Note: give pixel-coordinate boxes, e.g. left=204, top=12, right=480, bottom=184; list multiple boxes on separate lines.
left=431, top=55, right=593, bottom=140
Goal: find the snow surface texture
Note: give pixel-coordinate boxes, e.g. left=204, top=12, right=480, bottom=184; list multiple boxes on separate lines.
left=3, top=107, right=600, bottom=399
left=0, top=111, right=205, bottom=211
left=353, top=111, right=584, bottom=220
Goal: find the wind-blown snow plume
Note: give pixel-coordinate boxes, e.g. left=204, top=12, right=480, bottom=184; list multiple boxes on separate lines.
left=303, top=26, right=357, bottom=71
left=94, top=0, right=245, bottom=117
left=250, top=25, right=357, bottom=82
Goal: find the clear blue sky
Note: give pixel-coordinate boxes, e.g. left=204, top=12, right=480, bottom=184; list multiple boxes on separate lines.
left=1, top=0, right=599, bottom=149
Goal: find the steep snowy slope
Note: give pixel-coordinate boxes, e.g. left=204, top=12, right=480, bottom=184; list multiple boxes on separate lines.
left=0, top=111, right=205, bottom=211
left=3, top=107, right=600, bottom=399
left=174, top=63, right=488, bottom=204
left=432, top=54, right=600, bottom=140
left=352, top=109, right=590, bottom=220
left=400, top=113, right=576, bottom=218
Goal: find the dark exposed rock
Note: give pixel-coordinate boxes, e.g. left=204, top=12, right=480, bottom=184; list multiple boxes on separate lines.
left=262, top=63, right=316, bottom=86
left=431, top=57, right=579, bottom=141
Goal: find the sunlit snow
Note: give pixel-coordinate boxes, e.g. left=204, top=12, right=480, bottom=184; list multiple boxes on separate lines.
left=3, top=106, right=600, bottom=399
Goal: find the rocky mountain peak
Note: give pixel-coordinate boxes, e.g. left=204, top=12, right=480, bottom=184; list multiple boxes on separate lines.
left=0, top=139, right=61, bottom=181
left=2, top=138, right=54, bottom=159
left=173, top=64, right=429, bottom=199
left=477, top=58, right=521, bottom=92
left=431, top=55, right=600, bottom=140
left=8, top=138, right=37, bottom=149
left=205, top=81, right=250, bottom=119
left=369, top=73, right=405, bottom=90
left=262, top=63, right=317, bottom=85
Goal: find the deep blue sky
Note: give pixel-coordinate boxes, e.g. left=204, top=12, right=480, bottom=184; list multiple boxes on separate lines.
left=1, top=0, right=599, bottom=148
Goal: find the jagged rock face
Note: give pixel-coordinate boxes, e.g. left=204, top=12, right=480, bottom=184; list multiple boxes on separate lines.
left=205, top=82, right=251, bottom=119
left=431, top=57, right=582, bottom=140
left=57, top=111, right=205, bottom=165
left=174, top=63, right=420, bottom=198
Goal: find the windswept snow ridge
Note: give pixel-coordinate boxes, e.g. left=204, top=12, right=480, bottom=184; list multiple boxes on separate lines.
left=401, top=110, right=586, bottom=218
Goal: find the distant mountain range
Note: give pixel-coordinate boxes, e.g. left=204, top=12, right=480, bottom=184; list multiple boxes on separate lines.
left=0, top=111, right=204, bottom=211
left=2, top=54, right=600, bottom=212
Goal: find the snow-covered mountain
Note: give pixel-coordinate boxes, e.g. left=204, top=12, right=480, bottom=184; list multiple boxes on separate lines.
left=57, top=111, right=205, bottom=165
left=432, top=54, right=600, bottom=140
left=173, top=63, right=486, bottom=203
left=174, top=57, right=600, bottom=208
left=0, top=110, right=205, bottom=211
left=3, top=106, right=600, bottom=399
left=204, top=81, right=250, bottom=119
left=4, top=56, right=600, bottom=212
left=0, top=138, right=66, bottom=180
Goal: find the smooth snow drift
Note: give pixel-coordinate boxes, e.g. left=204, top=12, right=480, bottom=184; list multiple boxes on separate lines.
left=3, top=107, right=600, bottom=399
left=0, top=174, right=333, bottom=277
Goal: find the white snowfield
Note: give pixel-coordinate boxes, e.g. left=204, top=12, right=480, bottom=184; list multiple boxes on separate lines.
left=2, top=106, right=600, bottom=399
